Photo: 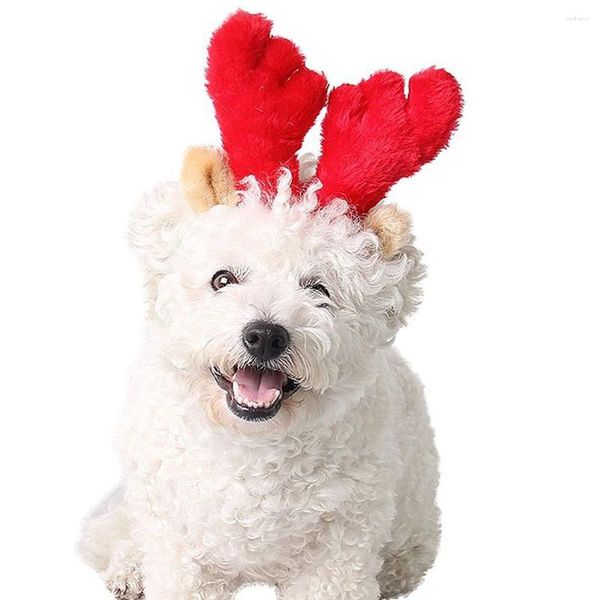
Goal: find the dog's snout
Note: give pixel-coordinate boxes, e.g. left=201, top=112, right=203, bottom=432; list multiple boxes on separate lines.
left=242, top=321, right=290, bottom=361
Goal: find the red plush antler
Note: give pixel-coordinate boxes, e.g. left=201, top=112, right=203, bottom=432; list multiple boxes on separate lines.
left=207, top=11, right=328, bottom=190
left=317, top=68, right=462, bottom=214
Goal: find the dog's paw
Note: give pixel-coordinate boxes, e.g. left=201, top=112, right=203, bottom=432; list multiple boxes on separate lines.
left=104, top=564, right=144, bottom=600
left=107, top=580, right=144, bottom=600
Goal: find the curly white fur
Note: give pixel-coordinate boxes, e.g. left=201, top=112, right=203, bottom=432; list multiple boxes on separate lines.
left=79, top=174, right=439, bottom=600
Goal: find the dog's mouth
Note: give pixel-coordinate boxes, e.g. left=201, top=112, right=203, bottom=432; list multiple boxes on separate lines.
left=211, top=366, right=300, bottom=422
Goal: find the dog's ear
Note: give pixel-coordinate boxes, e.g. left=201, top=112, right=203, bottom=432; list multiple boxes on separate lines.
left=128, top=182, right=193, bottom=306
left=364, top=204, right=412, bottom=259
left=180, top=146, right=238, bottom=212
left=363, top=204, right=424, bottom=337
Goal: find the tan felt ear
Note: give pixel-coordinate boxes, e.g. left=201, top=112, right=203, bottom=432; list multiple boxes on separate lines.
left=180, top=146, right=238, bottom=213
left=364, top=204, right=412, bottom=259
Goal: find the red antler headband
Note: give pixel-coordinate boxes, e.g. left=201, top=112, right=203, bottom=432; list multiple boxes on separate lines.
left=207, top=11, right=328, bottom=191
left=206, top=11, right=462, bottom=214
left=317, top=69, right=462, bottom=214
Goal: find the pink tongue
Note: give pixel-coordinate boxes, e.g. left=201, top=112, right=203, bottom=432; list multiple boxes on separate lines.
left=233, top=368, right=286, bottom=407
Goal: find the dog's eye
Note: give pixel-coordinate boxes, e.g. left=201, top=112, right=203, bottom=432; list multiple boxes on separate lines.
left=211, top=270, right=238, bottom=290
left=301, top=280, right=331, bottom=309
left=308, top=283, right=330, bottom=298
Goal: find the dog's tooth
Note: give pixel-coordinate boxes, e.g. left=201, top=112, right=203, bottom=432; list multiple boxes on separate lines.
left=265, top=389, right=280, bottom=407
left=233, top=383, right=251, bottom=406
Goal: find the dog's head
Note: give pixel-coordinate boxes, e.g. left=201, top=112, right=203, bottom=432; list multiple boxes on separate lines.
left=129, top=174, right=422, bottom=433
left=128, top=11, right=460, bottom=434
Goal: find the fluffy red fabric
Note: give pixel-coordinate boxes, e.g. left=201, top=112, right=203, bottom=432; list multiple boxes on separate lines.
left=317, top=69, right=462, bottom=214
left=206, top=11, right=328, bottom=191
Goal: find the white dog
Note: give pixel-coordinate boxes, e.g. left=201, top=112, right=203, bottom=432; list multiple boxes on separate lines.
left=79, top=11, right=461, bottom=600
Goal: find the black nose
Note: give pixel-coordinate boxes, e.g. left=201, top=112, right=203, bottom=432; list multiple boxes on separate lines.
left=242, top=321, right=290, bottom=361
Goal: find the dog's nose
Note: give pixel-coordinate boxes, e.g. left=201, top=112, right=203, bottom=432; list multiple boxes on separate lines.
left=242, top=321, right=290, bottom=361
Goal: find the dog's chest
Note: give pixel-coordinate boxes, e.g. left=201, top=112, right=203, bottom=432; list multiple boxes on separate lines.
left=152, top=429, right=384, bottom=569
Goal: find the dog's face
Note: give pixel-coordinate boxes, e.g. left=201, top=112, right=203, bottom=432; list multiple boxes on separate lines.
left=130, top=182, right=423, bottom=434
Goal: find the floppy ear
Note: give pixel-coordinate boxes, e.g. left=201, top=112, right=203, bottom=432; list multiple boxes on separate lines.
left=364, top=204, right=412, bottom=259
left=363, top=204, right=425, bottom=334
left=128, top=182, right=193, bottom=305
left=180, top=146, right=238, bottom=212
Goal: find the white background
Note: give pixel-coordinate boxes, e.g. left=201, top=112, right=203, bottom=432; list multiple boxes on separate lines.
left=1, top=1, right=599, bottom=598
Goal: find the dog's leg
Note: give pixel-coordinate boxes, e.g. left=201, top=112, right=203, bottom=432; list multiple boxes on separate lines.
left=280, top=554, right=381, bottom=600
left=378, top=497, right=440, bottom=598
left=377, top=536, right=439, bottom=598
left=279, top=517, right=384, bottom=600
left=141, top=537, right=235, bottom=600
left=80, top=486, right=144, bottom=599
